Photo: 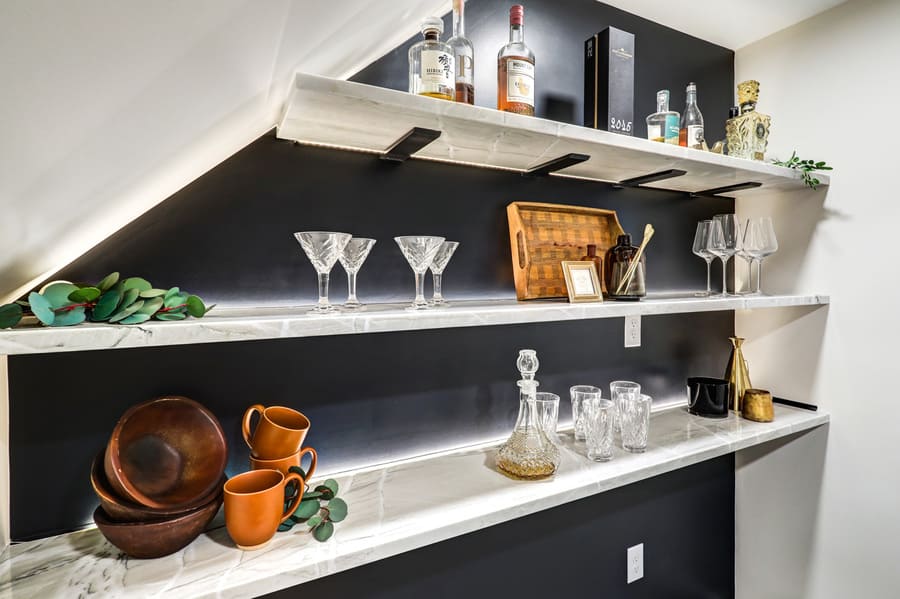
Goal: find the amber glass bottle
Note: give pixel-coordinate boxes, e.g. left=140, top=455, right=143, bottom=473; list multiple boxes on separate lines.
left=580, top=244, right=603, bottom=282
left=604, top=234, right=646, bottom=301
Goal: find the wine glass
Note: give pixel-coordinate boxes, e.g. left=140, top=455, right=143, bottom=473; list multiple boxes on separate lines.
left=692, top=220, right=714, bottom=297
left=294, top=231, right=352, bottom=314
left=428, top=241, right=459, bottom=307
left=394, top=236, right=445, bottom=310
left=710, top=214, right=741, bottom=296
left=338, top=237, right=377, bottom=310
left=743, top=217, right=778, bottom=295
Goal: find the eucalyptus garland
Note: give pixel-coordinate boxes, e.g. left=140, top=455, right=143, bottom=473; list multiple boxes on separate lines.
left=0, top=272, right=212, bottom=329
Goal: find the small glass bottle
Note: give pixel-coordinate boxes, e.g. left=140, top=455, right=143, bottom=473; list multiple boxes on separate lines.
left=580, top=244, right=603, bottom=281
left=725, top=80, right=771, bottom=161
left=408, top=17, right=455, bottom=101
left=497, top=5, right=535, bottom=116
left=604, top=234, right=646, bottom=301
left=448, top=0, right=474, bottom=104
left=679, top=82, right=705, bottom=149
left=646, top=90, right=680, bottom=144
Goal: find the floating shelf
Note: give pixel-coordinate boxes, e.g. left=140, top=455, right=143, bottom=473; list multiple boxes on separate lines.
left=0, top=294, right=829, bottom=355
left=277, top=73, right=828, bottom=196
left=0, top=404, right=829, bottom=598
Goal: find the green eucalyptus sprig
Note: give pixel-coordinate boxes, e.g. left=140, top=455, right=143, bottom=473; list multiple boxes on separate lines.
left=278, top=467, right=347, bottom=542
left=0, top=272, right=213, bottom=329
left=772, top=151, right=833, bottom=190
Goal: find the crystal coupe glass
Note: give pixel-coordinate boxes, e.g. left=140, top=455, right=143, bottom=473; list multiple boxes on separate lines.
left=394, top=236, right=445, bottom=310
left=294, top=231, right=352, bottom=314
left=338, top=237, right=376, bottom=310
left=429, top=241, right=459, bottom=307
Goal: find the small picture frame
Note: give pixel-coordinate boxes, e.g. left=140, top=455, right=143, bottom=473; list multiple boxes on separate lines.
left=561, top=261, right=603, bottom=303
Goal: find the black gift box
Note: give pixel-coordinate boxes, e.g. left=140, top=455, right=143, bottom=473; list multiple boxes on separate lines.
left=584, top=27, right=635, bottom=135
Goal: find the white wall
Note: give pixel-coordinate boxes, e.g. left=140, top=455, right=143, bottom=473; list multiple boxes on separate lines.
left=734, top=0, right=900, bottom=596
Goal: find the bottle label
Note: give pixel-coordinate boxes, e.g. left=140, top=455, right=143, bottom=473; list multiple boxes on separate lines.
left=664, top=115, right=680, bottom=143
left=687, top=124, right=704, bottom=147
left=421, top=50, right=454, bottom=90
left=506, top=59, right=534, bottom=105
left=647, top=124, right=661, bottom=141
left=455, top=53, right=474, bottom=85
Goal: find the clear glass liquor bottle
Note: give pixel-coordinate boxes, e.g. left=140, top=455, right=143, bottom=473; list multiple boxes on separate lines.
left=679, top=82, right=705, bottom=149
left=497, top=5, right=535, bottom=116
left=408, top=17, right=455, bottom=101
left=448, top=0, right=474, bottom=104
left=646, top=90, right=680, bottom=144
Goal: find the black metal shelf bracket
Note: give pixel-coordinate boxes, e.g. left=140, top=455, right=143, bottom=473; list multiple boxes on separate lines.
left=380, top=127, right=442, bottom=163
left=613, top=169, right=687, bottom=189
left=691, top=181, right=763, bottom=198
left=523, top=153, right=590, bottom=178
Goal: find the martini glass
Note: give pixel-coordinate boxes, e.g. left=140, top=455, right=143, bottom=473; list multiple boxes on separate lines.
left=394, top=236, right=445, bottom=310
left=428, top=241, right=459, bottom=307
left=294, top=231, right=352, bottom=314
left=338, top=237, right=377, bottom=310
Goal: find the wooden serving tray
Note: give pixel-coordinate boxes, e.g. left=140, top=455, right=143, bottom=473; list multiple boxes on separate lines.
left=507, top=201, right=625, bottom=300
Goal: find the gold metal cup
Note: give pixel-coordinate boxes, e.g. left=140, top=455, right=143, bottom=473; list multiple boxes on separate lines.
left=742, top=389, right=774, bottom=422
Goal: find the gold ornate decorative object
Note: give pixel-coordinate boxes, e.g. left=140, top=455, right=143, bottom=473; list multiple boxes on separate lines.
left=726, top=80, right=771, bottom=161
left=742, top=388, right=774, bottom=422
left=725, top=337, right=752, bottom=412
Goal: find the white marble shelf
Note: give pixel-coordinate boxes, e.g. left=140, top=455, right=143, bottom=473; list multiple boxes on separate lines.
left=0, top=404, right=828, bottom=598
left=0, top=294, right=829, bottom=355
left=277, top=73, right=829, bottom=196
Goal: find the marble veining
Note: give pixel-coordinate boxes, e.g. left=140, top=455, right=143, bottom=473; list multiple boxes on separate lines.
left=0, top=294, right=829, bottom=356
left=0, top=405, right=828, bottom=598
left=277, top=73, right=829, bottom=196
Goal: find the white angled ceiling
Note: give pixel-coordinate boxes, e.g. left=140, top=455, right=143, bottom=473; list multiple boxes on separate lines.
left=0, top=0, right=844, bottom=304
left=599, top=0, right=848, bottom=49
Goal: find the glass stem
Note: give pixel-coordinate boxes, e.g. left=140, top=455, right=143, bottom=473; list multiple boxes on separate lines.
left=317, top=272, right=330, bottom=307
left=756, top=259, right=763, bottom=294
left=705, top=259, right=712, bottom=295
left=414, top=271, right=426, bottom=304
left=433, top=272, right=443, bottom=301
left=720, top=257, right=729, bottom=295
left=347, top=271, right=358, bottom=303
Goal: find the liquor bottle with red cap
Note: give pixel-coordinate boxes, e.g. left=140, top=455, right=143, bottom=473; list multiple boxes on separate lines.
left=497, top=5, right=535, bottom=116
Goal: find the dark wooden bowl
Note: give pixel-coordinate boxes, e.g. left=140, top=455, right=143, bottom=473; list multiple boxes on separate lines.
left=105, top=396, right=227, bottom=509
left=93, top=491, right=223, bottom=559
left=91, top=452, right=226, bottom=522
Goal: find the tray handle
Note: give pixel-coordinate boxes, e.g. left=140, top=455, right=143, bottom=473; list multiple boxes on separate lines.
left=516, top=231, right=527, bottom=269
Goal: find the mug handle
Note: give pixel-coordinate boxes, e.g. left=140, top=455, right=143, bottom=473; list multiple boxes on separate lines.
left=298, top=447, right=318, bottom=481
left=281, top=472, right=306, bottom=524
left=241, top=404, right=266, bottom=449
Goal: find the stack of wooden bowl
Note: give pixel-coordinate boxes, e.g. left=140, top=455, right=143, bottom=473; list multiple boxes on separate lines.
left=91, top=396, right=228, bottom=559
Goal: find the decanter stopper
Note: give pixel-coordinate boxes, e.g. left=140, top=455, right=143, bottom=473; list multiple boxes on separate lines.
left=516, top=349, right=539, bottom=380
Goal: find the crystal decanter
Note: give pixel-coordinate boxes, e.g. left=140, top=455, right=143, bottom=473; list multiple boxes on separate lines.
left=726, top=80, right=771, bottom=161
left=496, top=350, right=560, bottom=479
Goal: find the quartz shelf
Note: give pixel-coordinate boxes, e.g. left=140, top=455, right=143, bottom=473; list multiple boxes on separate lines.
left=0, top=294, right=829, bottom=355
left=0, top=404, right=829, bottom=598
left=277, top=73, right=829, bottom=196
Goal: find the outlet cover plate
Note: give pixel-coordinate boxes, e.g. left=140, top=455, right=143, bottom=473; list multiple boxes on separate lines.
left=624, top=315, right=641, bottom=348
left=627, top=543, right=644, bottom=583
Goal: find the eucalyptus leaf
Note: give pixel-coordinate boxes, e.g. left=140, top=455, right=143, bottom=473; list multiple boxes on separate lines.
left=0, top=304, right=23, bottom=329
left=42, top=283, right=79, bottom=309
left=312, top=521, right=334, bottom=542
left=97, top=272, right=120, bottom=292
left=92, top=288, right=123, bottom=321
left=109, top=299, right=145, bottom=323
left=122, top=277, right=152, bottom=292
left=155, top=312, right=187, bottom=321
left=321, top=479, right=339, bottom=496
left=164, top=286, right=180, bottom=300
left=137, top=297, right=164, bottom=315
left=302, top=491, right=322, bottom=500
left=277, top=521, right=295, bottom=532
left=50, top=308, right=86, bottom=327
left=288, top=465, right=307, bottom=479
left=314, top=485, right=335, bottom=501
left=292, top=498, right=321, bottom=520
left=120, top=313, right=151, bottom=324
left=164, top=293, right=188, bottom=309
left=121, top=287, right=140, bottom=309
left=186, top=295, right=206, bottom=318
left=327, top=497, right=348, bottom=522
left=139, top=288, right=167, bottom=299
left=28, top=292, right=55, bottom=325
left=306, top=515, right=322, bottom=528
left=68, top=287, right=101, bottom=303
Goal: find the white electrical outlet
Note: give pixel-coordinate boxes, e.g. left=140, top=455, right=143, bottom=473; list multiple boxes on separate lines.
left=624, top=315, right=641, bottom=347
left=627, top=543, right=644, bottom=583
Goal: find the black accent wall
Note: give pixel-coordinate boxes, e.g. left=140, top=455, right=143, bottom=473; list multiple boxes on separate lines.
left=8, top=2, right=736, bottom=597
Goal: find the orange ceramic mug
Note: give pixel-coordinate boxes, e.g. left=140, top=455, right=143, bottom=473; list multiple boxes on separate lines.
left=250, top=446, right=317, bottom=479
left=242, top=405, right=311, bottom=460
left=224, top=469, right=305, bottom=550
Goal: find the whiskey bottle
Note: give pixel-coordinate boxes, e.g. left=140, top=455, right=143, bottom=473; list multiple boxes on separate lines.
left=725, top=80, right=771, bottom=161
left=679, top=82, right=705, bottom=149
left=448, top=0, right=474, bottom=104
left=408, top=17, right=455, bottom=101
left=498, top=5, right=535, bottom=116
left=645, top=90, right=680, bottom=144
